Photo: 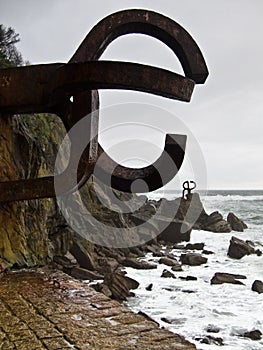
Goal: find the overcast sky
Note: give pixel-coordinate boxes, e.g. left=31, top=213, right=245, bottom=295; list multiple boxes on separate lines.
left=1, top=0, right=263, bottom=190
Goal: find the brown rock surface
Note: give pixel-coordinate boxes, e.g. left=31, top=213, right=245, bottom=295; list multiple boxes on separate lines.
left=0, top=269, right=196, bottom=349
left=211, top=272, right=247, bottom=285
left=227, top=236, right=255, bottom=259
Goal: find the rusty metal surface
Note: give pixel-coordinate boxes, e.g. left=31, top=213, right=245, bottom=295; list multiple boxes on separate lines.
left=0, top=9, right=209, bottom=202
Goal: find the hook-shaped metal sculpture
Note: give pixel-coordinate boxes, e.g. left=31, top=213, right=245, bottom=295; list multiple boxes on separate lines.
left=0, top=9, right=208, bottom=202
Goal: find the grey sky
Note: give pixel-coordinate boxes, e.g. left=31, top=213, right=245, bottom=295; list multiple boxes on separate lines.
left=1, top=0, right=262, bottom=190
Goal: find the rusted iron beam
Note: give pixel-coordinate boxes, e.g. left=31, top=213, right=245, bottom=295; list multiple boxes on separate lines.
left=95, top=134, right=186, bottom=193
left=71, top=9, right=209, bottom=84
left=0, top=9, right=209, bottom=202
left=0, top=61, right=194, bottom=115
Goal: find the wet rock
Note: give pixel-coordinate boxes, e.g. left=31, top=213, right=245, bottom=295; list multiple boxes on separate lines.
left=53, top=255, right=77, bottom=270
left=152, top=251, right=166, bottom=257
left=97, top=257, right=119, bottom=274
left=211, top=272, right=246, bottom=285
left=180, top=253, right=207, bottom=266
left=145, top=244, right=162, bottom=255
left=121, top=258, right=157, bottom=270
left=206, top=324, right=221, bottom=333
left=70, top=267, right=103, bottom=281
left=202, top=211, right=231, bottom=233
left=243, top=329, right=262, bottom=340
left=161, top=269, right=176, bottom=278
left=91, top=282, right=112, bottom=298
left=159, top=257, right=180, bottom=267
left=196, top=335, right=224, bottom=346
left=252, top=280, right=263, bottom=294
left=146, top=283, right=153, bottom=291
left=202, top=249, right=214, bottom=255
left=185, top=243, right=205, bottom=250
left=70, top=240, right=96, bottom=270
left=179, top=276, right=197, bottom=281
left=161, top=317, right=178, bottom=324
left=137, top=311, right=160, bottom=326
left=227, top=212, right=247, bottom=232
left=128, top=246, right=145, bottom=257
left=255, top=249, right=262, bottom=256
left=228, top=236, right=255, bottom=259
left=173, top=244, right=186, bottom=249
left=104, top=272, right=139, bottom=300
left=157, top=219, right=192, bottom=244
left=171, top=263, right=183, bottom=272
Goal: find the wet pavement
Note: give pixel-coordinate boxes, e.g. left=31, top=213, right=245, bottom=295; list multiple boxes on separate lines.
left=0, top=269, right=195, bottom=349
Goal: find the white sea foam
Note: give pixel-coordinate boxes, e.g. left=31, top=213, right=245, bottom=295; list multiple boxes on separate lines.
left=126, top=191, right=263, bottom=350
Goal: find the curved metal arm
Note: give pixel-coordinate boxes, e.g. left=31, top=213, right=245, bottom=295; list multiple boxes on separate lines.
left=50, top=61, right=195, bottom=103
left=71, top=9, right=208, bottom=84
left=0, top=9, right=209, bottom=202
left=94, top=134, right=186, bottom=193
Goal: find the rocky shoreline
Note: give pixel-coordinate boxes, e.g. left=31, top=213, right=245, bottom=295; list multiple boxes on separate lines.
left=1, top=190, right=262, bottom=347
left=45, top=192, right=262, bottom=303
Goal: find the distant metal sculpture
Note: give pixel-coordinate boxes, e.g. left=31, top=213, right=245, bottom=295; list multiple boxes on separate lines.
left=0, top=9, right=208, bottom=202
left=182, top=180, right=197, bottom=200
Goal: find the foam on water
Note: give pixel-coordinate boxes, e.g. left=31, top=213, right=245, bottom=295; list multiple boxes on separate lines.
left=126, top=191, right=263, bottom=350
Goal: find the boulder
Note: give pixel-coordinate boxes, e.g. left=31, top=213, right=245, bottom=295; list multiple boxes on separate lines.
left=121, top=257, right=157, bottom=269
left=202, top=212, right=231, bottom=233
left=96, top=257, right=119, bottom=274
left=211, top=272, right=246, bottom=285
left=252, top=280, right=263, bottom=294
left=205, top=325, right=221, bottom=333
left=243, top=330, right=262, bottom=341
left=202, top=249, right=214, bottom=255
left=157, top=220, right=192, bottom=244
left=227, top=212, right=247, bottom=232
left=161, top=269, right=176, bottom=278
left=53, top=255, right=77, bottom=270
left=185, top=243, right=205, bottom=250
left=227, top=236, right=255, bottom=259
left=146, top=283, right=153, bottom=291
left=180, top=253, right=207, bottom=266
left=70, top=240, right=96, bottom=270
left=159, top=257, right=180, bottom=267
left=171, top=263, right=183, bottom=272
left=179, top=276, right=197, bottom=281
left=196, top=336, right=224, bottom=346
left=93, top=282, right=112, bottom=298
left=104, top=272, right=139, bottom=300
left=69, top=267, right=103, bottom=281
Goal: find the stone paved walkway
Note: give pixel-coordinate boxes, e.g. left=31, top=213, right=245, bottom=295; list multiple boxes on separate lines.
left=0, top=269, right=195, bottom=350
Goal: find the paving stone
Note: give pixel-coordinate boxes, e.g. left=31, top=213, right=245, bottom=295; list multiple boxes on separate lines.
left=0, top=269, right=196, bottom=350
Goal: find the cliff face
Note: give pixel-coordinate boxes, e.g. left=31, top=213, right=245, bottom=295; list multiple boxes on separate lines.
left=0, top=114, right=72, bottom=269
left=0, top=113, right=145, bottom=269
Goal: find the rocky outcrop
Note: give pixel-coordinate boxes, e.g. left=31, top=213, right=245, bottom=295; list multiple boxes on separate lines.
left=227, top=236, right=255, bottom=259
left=252, top=280, right=263, bottom=294
left=242, top=330, right=262, bottom=341
left=195, top=335, right=224, bottom=346
left=103, top=272, right=139, bottom=300
left=161, top=269, right=176, bottom=278
left=180, top=253, right=207, bottom=266
left=211, top=272, right=246, bottom=285
left=0, top=114, right=71, bottom=269
left=201, top=211, right=231, bottom=233
left=120, top=257, right=157, bottom=270
left=227, top=212, right=248, bottom=232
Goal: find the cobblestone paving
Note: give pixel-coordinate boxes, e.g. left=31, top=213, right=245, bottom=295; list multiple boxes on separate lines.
left=0, top=269, right=196, bottom=350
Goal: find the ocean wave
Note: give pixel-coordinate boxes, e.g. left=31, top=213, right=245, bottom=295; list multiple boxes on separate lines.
left=202, top=195, right=263, bottom=202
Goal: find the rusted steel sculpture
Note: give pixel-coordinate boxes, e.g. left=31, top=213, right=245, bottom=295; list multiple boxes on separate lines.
left=0, top=9, right=208, bottom=202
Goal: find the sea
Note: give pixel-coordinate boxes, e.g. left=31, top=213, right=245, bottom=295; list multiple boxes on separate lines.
left=125, top=190, right=263, bottom=350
